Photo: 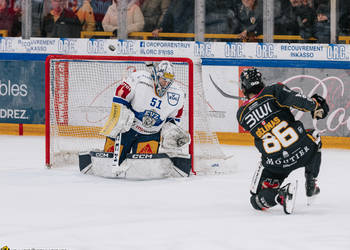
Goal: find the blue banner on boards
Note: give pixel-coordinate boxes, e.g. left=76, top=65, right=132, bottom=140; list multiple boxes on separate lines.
left=0, top=60, right=45, bottom=124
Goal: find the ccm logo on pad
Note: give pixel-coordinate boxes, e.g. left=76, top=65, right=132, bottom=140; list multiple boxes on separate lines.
left=94, top=152, right=113, bottom=158
left=131, top=154, right=154, bottom=159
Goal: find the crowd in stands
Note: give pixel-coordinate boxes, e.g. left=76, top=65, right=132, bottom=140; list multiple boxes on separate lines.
left=0, top=0, right=21, bottom=36
left=1, top=0, right=350, bottom=43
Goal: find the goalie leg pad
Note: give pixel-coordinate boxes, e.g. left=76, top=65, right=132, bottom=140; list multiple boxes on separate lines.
left=135, top=140, right=160, bottom=154
left=90, top=151, right=116, bottom=177
left=168, top=154, right=192, bottom=176
left=124, top=153, right=174, bottom=180
left=79, top=152, right=93, bottom=174
left=104, top=136, right=116, bottom=152
left=123, top=153, right=191, bottom=180
left=79, top=151, right=129, bottom=178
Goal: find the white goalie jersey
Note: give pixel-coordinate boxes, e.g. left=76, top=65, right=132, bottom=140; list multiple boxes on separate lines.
left=113, top=70, right=185, bottom=135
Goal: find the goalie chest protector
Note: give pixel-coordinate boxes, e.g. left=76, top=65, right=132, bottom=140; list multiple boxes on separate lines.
left=116, top=70, right=185, bottom=135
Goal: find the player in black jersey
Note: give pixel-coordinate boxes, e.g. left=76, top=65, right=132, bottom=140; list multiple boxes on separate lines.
left=236, top=68, right=329, bottom=212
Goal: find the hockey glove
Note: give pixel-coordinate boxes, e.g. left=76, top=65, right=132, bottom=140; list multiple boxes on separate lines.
left=100, top=102, right=134, bottom=138
left=311, top=94, right=329, bottom=120
left=161, top=122, right=191, bottom=149
left=113, top=29, right=118, bottom=36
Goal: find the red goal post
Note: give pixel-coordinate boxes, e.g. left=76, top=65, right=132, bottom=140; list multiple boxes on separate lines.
left=45, top=55, right=194, bottom=170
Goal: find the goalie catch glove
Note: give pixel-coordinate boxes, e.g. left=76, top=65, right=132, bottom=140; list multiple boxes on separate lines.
left=311, top=94, right=329, bottom=120
left=161, top=122, right=191, bottom=149
left=100, top=102, right=135, bottom=138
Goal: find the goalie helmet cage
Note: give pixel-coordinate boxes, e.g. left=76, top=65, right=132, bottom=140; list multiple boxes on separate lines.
left=45, top=55, right=229, bottom=175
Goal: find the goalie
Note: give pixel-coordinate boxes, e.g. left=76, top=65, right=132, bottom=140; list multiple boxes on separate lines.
left=81, top=61, right=191, bottom=178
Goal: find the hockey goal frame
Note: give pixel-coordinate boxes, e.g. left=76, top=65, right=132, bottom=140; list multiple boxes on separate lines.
left=45, top=55, right=194, bottom=171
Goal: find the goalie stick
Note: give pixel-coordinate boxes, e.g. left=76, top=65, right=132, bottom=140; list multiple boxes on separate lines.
left=113, top=132, right=121, bottom=165
left=111, top=132, right=123, bottom=176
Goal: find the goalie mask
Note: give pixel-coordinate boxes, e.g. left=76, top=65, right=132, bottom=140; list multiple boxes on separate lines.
left=152, top=61, right=175, bottom=97
left=240, top=68, right=264, bottom=97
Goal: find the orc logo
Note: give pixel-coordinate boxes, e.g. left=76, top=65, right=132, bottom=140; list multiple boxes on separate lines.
left=327, top=45, right=347, bottom=60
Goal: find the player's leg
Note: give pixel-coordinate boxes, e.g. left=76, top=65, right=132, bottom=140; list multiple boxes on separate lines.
left=250, top=163, right=289, bottom=210
left=305, top=129, right=322, bottom=197
left=305, top=150, right=321, bottom=197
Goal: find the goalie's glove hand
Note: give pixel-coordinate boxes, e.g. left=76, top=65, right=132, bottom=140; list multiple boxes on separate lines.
left=176, top=137, right=189, bottom=147
left=161, top=122, right=191, bottom=149
left=311, top=94, right=329, bottom=120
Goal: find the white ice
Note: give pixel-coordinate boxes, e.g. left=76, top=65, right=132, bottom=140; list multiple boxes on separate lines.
left=1, top=135, right=350, bottom=250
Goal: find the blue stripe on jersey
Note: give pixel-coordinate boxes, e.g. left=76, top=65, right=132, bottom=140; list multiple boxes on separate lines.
left=113, top=97, right=131, bottom=109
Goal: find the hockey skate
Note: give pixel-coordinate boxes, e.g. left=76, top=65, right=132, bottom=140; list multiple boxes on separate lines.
left=277, top=180, right=298, bottom=214
left=305, top=173, right=320, bottom=206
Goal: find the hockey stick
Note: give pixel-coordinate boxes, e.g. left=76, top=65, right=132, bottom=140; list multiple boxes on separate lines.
left=209, top=74, right=245, bottom=100
left=112, top=132, right=121, bottom=166
left=283, top=180, right=298, bottom=214
left=111, top=132, right=124, bottom=176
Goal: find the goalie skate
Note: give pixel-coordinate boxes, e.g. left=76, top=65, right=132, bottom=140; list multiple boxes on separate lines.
left=279, top=180, right=298, bottom=214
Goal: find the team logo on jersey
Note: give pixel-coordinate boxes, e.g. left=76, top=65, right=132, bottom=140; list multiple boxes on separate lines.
left=142, top=110, right=160, bottom=127
left=167, top=92, right=180, bottom=106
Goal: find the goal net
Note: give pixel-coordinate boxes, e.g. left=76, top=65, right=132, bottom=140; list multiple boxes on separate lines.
left=46, top=55, right=233, bottom=174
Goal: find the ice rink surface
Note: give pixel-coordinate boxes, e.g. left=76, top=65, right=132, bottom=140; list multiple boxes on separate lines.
left=1, top=135, right=350, bottom=250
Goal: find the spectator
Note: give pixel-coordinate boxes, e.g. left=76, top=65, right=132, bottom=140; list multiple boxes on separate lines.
left=339, top=11, right=350, bottom=36
left=71, top=0, right=96, bottom=31
left=205, top=0, right=235, bottom=37
left=13, top=0, right=22, bottom=35
left=228, top=0, right=263, bottom=42
left=313, top=0, right=330, bottom=10
left=88, top=0, right=111, bottom=31
left=102, top=0, right=144, bottom=36
left=41, top=0, right=82, bottom=38
left=139, top=0, right=170, bottom=32
left=296, top=0, right=316, bottom=40
left=0, top=0, right=21, bottom=37
left=152, top=0, right=194, bottom=38
left=313, top=4, right=330, bottom=43
left=274, top=0, right=300, bottom=37
left=69, top=0, right=79, bottom=11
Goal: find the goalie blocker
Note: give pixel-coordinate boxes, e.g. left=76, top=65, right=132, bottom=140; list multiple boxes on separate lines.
left=79, top=151, right=192, bottom=179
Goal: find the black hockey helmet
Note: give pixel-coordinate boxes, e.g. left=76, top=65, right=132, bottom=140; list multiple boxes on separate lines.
left=240, top=68, right=264, bottom=97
